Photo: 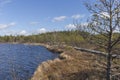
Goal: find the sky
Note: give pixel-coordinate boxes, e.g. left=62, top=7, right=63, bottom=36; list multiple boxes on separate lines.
left=0, top=0, right=90, bottom=36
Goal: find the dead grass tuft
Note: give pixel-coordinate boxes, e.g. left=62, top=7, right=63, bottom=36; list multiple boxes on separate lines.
left=31, top=45, right=107, bottom=80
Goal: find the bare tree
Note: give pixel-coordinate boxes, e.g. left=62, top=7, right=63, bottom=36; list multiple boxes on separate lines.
left=77, top=0, right=120, bottom=80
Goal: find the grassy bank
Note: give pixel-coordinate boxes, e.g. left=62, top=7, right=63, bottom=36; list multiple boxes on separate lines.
left=31, top=44, right=107, bottom=80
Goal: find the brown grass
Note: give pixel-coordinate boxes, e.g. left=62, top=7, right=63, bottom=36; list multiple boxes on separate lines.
left=31, top=45, right=108, bottom=80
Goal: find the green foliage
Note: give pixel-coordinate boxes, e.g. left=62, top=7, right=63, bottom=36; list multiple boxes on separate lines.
left=0, top=30, right=86, bottom=46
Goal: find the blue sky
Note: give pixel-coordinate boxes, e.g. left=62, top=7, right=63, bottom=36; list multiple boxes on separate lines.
left=0, top=0, right=90, bottom=36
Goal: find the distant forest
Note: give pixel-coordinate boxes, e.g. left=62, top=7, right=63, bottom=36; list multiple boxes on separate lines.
left=0, top=30, right=119, bottom=49
left=0, top=30, right=87, bottom=46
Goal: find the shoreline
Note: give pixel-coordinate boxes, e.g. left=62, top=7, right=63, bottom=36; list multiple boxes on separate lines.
left=0, top=42, right=106, bottom=80
left=0, top=42, right=68, bottom=80
left=31, top=44, right=75, bottom=80
left=0, top=42, right=64, bottom=54
left=30, top=42, right=106, bottom=80
left=22, top=43, right=64, bottom=53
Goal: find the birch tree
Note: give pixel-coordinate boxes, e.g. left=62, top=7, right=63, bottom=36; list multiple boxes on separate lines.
left=83, top=0, right=120, bottom=80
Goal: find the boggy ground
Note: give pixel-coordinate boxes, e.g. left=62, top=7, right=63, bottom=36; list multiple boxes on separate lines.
left=31, top=44, right=109, bottom=80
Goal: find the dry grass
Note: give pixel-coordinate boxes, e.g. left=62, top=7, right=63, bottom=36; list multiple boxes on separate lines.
left=31, top=45, right=108, bottom=80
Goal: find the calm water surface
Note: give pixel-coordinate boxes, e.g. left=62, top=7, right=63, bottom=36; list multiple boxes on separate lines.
left=0, top=43, right=58, bottom=80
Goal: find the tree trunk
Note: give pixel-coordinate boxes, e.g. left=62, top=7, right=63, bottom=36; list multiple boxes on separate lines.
left=106, top=52, right=112, bottom=80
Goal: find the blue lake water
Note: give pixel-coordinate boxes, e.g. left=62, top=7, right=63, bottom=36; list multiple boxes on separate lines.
left=0, top=43, right=58, bottom=80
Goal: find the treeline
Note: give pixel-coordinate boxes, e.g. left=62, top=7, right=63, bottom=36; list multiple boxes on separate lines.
left=0, top=30, right=119, bottom=49
left=0, top=30, right=87, bottom=46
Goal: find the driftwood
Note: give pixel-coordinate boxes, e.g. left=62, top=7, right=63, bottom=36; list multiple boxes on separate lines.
left=74, top=47, right=120, bottom=59
left=74, top=47, right=107, bottom=57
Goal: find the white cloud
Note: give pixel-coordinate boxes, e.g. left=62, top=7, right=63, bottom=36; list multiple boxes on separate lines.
left=52, top=16, right=67, bottom=22
left=81, top=22, right=88, bottom=26
left=9, top=22, right=16, bottom=26
left=37, top=28, right=47, bottom=33
left=30, top=22, right=40, bottom=25
left=100, top=12, right=110, bottom=18
left=65, top=24, right=76, bottom=30
left=19, top=30, right=28, bottom=35
left=2, top=30, right=29, bottom=36
left=0, top=22, right=16, bottom=30
left=72, top=14, right=85, bottom=19
left=92, top=12, right=110, bottom=19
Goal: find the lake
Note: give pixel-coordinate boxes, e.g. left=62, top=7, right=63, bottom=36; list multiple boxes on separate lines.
left=0, top=43, right=58, bottom=80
